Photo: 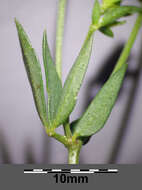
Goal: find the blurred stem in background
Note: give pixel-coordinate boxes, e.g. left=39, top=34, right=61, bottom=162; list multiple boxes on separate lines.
left=113, top=14, right=142, bottom=74
left=55, top=0, right=67, bottom=80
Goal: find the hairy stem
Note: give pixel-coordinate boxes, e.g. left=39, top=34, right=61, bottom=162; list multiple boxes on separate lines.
left=113, top=13, right=142, bottom=73
left=55, top=0, right=67, bottom=80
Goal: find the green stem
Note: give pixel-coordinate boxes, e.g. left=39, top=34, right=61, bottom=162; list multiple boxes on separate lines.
left=55, top=0, right=67, bottom=80
left=113, top=13, right=142, bottom=74
left=52, top=133, right=68, bottom=146
left=63, top=118, right=72, bottom=138
left=68, top=141, right=82, bottom=164
left=46, top=128, right=68, bottom=146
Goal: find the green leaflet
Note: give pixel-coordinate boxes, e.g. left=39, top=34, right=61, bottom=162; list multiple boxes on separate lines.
left=42, top=31, right=62, bottom=125
left=92, top=0, right=101, bottom=25
left=108, top=20, right=126, bottom=27
left=102, top=0, right=121, bottom=10
left=103, top=0, right=121, bottom=5
left=99, top=20, right=126, bottom=37
left=100, top=6, right=142, bottom=28
left=99, top=26, right=114, bottom=37
left=54, top=32, right=94, bottom=127
left=15, top=19, right=48, bottom=126
left=103, top=0, right=121, bottom=4
left=73, top=63, right=127, bottom=137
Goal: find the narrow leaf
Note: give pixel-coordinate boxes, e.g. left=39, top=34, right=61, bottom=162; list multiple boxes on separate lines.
left=15, top=19, right=48, bottom=126
left=100, top=20, right=126, bottom=37
left=103, top=0, right=121, bottom=4
left=92, top=0, right=101, bottom=25
left=100, top=6, right=142, bottom=27
left=54, top=34, right=94, bottom=127
left=108, top=20, right=126, bottom=27
left=42, top=31, right=62, bottom=124
left=73, top=64, right=127, bottom=137
left=99, top=26, right=114, bottom=37
left=102, top=0, right=121, bottom=10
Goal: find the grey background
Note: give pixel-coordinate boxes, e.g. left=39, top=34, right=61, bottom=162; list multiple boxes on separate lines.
left=0, top=0, right=142, bottom=164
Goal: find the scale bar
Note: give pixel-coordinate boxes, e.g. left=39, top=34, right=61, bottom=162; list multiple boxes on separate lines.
left=24, top=171, right=47, bottom=174
left=108, top=169, right=118, bottom=172
left=24, top=168, right=118, bottom=174
left=71, top=171, right=94, bottom=174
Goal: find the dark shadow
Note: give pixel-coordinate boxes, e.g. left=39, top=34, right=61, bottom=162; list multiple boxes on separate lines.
left=108, top=42, right=142, bottom=163
left=80, top=43, right=138, bottom=164
left=0, top=129, right=12, bottom=163
left=24, top=127, right=52, bottom=164
left=83, top=44, right=136, bottom=112
left=0, top=125, right=51, bottom=164
left=24, top=142, right=36, bottom=164
left=41, top=131, right=52, bottom=164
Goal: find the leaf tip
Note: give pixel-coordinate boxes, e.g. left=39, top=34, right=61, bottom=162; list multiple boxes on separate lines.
left=43, top=29, right=47, bottom=35
left=43, top=29, right=47, bottom=43
left=92, top=0, right=101, bottom=25
left=14, top=18, right=20, bottom=28
left=14, top=19, right=23, bottom=36
left=14, top=17, right=17, bottom=23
